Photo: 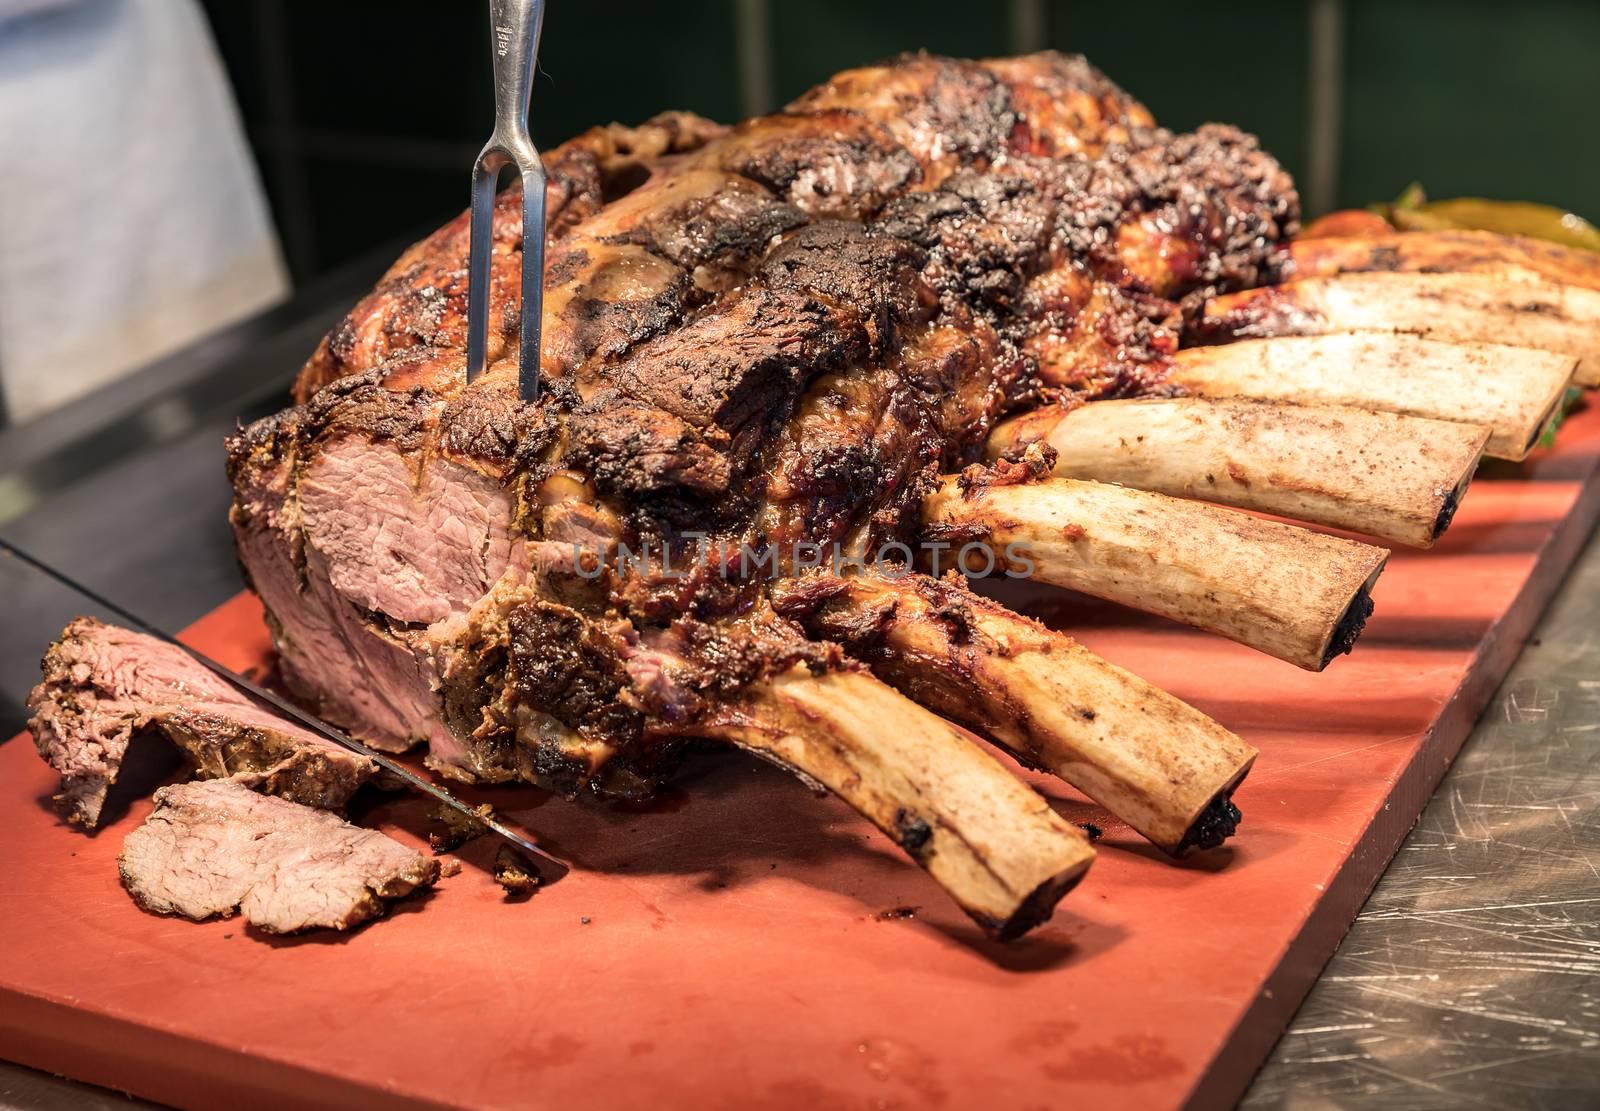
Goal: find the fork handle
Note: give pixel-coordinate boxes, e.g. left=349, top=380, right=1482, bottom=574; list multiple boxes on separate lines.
left=488, top=0, right=544, bottom=149
left=468, top=0, right=547, bottom=398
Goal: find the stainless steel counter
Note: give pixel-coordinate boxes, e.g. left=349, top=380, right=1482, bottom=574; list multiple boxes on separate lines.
left=1242, top=523, right=1600, bottom=1109
left=1, top=276, right=1596, bottom=1108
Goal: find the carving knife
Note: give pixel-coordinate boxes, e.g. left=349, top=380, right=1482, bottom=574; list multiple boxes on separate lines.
left=0, top=535, right=568, bottom=882
left=466, top=0, right=547, bottom=403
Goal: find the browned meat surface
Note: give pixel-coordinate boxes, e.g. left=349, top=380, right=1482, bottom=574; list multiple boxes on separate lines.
left=28, top=619, right=373, bottom=827
left=208, top=52, right=1300, bottom=935
left=119, top=780, right=437, bottom=933
left=294, top=111, right=728, bottom=402
left=228, top=51, right=1294, bottom=790
left=291, top=53, right=1159, bottom=402
left=1013, top=123, right=1297, bottom=393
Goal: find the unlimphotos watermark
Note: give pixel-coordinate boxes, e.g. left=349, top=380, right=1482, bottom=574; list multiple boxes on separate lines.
left=569, top=536, right=1036, bottom=581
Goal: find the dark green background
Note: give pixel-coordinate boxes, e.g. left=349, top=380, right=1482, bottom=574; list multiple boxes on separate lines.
left=201, top=0, right=1600, bottom=285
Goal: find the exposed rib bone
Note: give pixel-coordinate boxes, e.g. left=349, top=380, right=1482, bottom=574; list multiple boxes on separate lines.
left=989, top=397, right=1487, bottom=547
left=694, top=665, right=1096, bottom=938
left=1286, top=229, right=1600, bottom=293
left=923, top=475, right=1388, bottom=670
left=772, top=573, right=1257, bottom=856
left=1164, top=333, right=1575, bottom=460
left=1200, top=272, right=1600, bottom=386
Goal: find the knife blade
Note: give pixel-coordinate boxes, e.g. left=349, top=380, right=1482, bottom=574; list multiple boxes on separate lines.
left=1, top=535, right=568, bottom=882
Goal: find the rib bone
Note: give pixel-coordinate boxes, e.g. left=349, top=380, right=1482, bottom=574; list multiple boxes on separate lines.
left=1164, top=333, right=1575, bottom=460
left=1199, top=272, right=1600, bottom=385
left=772, top=572, right=1257, bottom=855
left=923, top=474, right=1388, bottom=670
left=1285, top=229, right=1600, bottom=293
left=695, top=665, right=1096, bottom=938
left=989, top=397, right=1487, bottom=547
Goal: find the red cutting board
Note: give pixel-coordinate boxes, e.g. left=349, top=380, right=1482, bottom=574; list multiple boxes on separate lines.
left=5, top=403, right=1600, bottom=1111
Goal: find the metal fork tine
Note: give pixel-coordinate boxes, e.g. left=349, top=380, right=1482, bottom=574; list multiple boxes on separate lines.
left=465, top=153, right=502, bottom=386
left=465, top=0, right=546, bottom=404
left=515, top=153, right=548, bottom=404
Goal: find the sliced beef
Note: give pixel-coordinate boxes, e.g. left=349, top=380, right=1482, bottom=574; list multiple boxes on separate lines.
left=119, top=780, right=437, bottom=933
left=27, top=619, right=374, bottom=827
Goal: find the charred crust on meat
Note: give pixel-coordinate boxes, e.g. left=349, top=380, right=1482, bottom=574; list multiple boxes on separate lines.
left=493, top=844, right=541, bottom=898
left=912, top=55, right=1018, bottom=158
left=770, top=575, right=899, bottom=657
left=429, top=803, right=493, bottom=853
left=647, top=615, right=844, bottom=704
left=953, top=444, right=1057, bottom=496
left=612, top=185, right=808, bottom=273
left=565, top=261, right=694, bottom=367
left=299, top=371, right=439, bottom=454
left=878, top=170, right=1056, bottom=313
left=757, top=223, right=931, bottom=351
left=716, top=110, right=923, bottom=219
left=564, top=276, right=884, bottom=508
left=290, top=112, right=731, bottom=402
left=508, top=600, right=644, bottom=748
left=438, top=375, right=565, bottom=473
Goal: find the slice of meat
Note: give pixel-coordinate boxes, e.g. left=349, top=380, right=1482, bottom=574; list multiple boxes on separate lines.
left=27, top=618, right=374, bottom=827
left=119, top=780, right=438, bottom=933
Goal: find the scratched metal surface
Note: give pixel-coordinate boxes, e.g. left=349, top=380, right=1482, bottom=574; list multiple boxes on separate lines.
left=1242, top=523, right=1600, bottom=1109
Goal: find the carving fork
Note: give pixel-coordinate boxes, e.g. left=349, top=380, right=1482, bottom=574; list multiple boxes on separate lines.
left=466, top=0, right=546, bottom=403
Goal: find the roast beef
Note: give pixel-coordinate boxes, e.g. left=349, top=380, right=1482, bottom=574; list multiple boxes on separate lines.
left=119, top=780, right=437, bottom=933
left=28, top=618, right=374, bottom=826
left=214, top=52, right=1296, bottom=935
left=227, top=52, right=1292, bottom=786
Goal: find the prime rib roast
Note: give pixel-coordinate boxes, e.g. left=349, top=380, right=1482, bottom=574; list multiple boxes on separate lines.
left=226, top=51, right=1296, bottom=936
left=30, top=51, right=1600, bottom=938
